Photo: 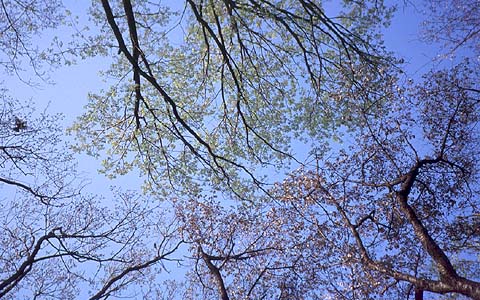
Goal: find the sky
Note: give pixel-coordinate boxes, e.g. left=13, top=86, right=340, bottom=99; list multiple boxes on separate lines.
left=0, top=1, right=473, bottom=299
left=2, top=1, right=141, bottom=193
left=2, top=0, right=439, bottom=228
left=2, top=0, right=443, bottom=195
left=0, top=0, right=453, bottom=231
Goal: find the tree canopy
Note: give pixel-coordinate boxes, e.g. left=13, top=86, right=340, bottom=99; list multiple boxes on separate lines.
left=0, top=0, right=479, bottom=299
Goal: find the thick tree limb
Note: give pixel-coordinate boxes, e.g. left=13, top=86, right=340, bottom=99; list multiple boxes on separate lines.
left=199, top=245, right=230, bottom=300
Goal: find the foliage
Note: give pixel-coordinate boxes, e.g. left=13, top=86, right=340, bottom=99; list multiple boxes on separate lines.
left=0, top=93, right=181, bottom=299
left=1, top=0, right=480, bottom=299
left=0, top=0, right=66, bottom=81
left=70, top=0, right=394, bottom=199
left=421, top=0, right=480, bottom=57
left=170, top=60, right=480, bottom=300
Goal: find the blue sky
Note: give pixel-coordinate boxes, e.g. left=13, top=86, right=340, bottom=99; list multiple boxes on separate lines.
left=1, top=1, right=475, bottom=299
left=2, top=0, right=440, bottom=192
left=0, top=1, right=454, bottom=216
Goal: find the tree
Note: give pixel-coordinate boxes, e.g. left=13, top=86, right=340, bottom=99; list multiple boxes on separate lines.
left=0, top=93, right=182, bottom=299
left=170, top=61, right=480, bottom=300
left=2, top=0, right=480, bottom=299
left=0, top=2, right=181, bottom=298
left=274, top=62, right=480, bottom=299
left=0, top=0, right=65, bottom=80
left=71, top=0, right=394, bottom=199
left=67, top=1, right=480, bottom=299
left=421, top=0, right=480, bottom=57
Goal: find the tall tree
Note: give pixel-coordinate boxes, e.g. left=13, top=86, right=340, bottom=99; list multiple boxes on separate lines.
left=273, top=62, right=480, bottom=299
left=2, top=0, right=480, bottom=299
left=0, top=0, right=65, bottom=79
left=421, top=0, right=480, bottom=57
left=70, top=1, right=480, bottom=299
left=171, top=61, right=480, bottom=300
left=0, top=2, right=181, bottom=298
left=71, top=0, right=394, bottom=199
left=0, top=94, right=182, bottom=299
